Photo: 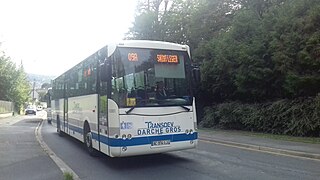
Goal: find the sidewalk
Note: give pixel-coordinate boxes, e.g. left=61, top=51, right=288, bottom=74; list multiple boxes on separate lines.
left=198, top=129, right=320, bottom=160
left=0, top=115, right=25, bottom=126
left=0, top=111, right=47, bottom=126
left=0, top=115, right=63, bottom=180
left=0, top=112, right=14, bottom=118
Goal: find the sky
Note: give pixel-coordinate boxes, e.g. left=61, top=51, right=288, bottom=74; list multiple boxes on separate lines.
left=0, top=0, right=138, bottom=77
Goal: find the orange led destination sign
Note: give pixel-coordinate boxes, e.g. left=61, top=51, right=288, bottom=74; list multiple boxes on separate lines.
left=157, top=54, right=179, bottom=64
left=128, top=53, right=138, bottom=61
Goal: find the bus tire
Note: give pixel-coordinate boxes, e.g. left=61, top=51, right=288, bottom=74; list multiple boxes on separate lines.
left=57, top=128, right=64, bottom=136
left=84, top=122, right=97, bottom=156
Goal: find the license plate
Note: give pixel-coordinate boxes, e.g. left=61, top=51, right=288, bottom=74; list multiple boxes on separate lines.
left=151, top=140, right=171, bottom=147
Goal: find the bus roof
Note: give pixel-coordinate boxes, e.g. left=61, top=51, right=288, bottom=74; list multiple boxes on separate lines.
left=107, top=40, right=190, bottom=58
left=53, top=40, right=190, bottom=81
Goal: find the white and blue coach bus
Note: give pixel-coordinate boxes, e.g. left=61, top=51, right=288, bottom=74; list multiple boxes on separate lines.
left=51, top=40, right=199, bottom=157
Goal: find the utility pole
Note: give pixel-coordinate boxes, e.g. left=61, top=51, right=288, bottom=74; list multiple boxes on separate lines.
left=32, top=80, right=35, bottom=103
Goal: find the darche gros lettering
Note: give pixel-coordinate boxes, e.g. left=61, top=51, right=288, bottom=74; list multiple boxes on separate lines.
left=137, top=121, right=181, bottom=135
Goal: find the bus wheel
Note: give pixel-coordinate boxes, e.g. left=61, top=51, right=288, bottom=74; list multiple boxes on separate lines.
left=84, top=123, right=97, bottom=156
left=57, top=128, right=64, bottom=136
left=57, top=116, right=63, bottom=137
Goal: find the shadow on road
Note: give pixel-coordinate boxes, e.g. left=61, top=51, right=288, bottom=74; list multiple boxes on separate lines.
left=58, top=131, right=193, bottom=170
left=99, top=152, right=192, bottom=170
left=12, top=118, right=42, bottom=126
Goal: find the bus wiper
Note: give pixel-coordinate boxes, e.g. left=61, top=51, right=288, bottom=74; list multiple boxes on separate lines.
left=180, top=105, right=190, bottom=112
left=126, top=106, right=135, bottom=114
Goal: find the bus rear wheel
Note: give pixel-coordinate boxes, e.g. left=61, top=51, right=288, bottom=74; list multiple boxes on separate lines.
left=57, top=115, right=63, bottom=137
left=57, top=129, right=64, bottom=136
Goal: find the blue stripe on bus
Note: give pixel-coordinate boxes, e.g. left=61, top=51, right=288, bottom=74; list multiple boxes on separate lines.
left=67, top=124, right=197, bottom=147
left=93, top=132, right=198, bottom=147
left=95, top=132, right=198, bottom=147
left=68, top=124, right=83, bottom=135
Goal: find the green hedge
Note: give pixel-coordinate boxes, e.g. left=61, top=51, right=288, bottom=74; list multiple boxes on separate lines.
left=200, top=95, right=320, bottom=137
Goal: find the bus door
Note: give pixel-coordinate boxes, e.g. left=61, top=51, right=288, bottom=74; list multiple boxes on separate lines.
left=64, top=98, right=68, bottom=134
left=98, top=95, right=109, bottom=155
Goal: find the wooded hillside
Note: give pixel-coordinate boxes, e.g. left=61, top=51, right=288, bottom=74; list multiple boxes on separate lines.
left=127, top=0, right=320, bottom=136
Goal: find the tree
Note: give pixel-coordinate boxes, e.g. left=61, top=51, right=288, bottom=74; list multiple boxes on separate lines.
left=9, top=64, right=31, bottom=111
left=126, top=0, right=169, bottom=40
left=200, top=0, right=320, bottom=102
left=0, top=47, right=30, bottom=112
left=127, top=0, right=237, bottom=51
left=128, top=0, right=320, bottom=103
left=41, top=83, right=51, bottom=89
left=0, top=51, right=15, bottom=101
left=268, top=0, right=320, bottom=97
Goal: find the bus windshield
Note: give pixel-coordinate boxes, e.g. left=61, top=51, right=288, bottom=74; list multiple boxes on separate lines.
left=110, top=47, right=192, bottom=108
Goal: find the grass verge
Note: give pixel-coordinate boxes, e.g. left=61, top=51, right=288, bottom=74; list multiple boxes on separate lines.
left=63, top=172, right=74, bottom=180
left=199, top=128, right=320, bottom=144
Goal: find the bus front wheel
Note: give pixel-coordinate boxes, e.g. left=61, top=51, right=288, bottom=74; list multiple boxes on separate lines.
left=84, top=123, right=97, bottom=156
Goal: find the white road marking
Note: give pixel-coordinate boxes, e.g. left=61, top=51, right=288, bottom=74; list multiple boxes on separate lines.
left=35, top=120, right=81, bottom=180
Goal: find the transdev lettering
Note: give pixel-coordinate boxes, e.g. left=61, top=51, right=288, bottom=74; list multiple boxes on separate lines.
left=137, top=121, right=181, bottom=135
left=145, top=121, right=174, bottom=129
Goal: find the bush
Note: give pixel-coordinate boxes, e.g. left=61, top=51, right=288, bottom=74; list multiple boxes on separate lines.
left=63, top=172, right=73, bottom=180
left=200, top=95, right=320, bottom=137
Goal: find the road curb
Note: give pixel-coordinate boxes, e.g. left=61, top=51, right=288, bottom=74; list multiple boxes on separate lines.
left=35, top=120, right=81, bottom=180
left=199, top=135, right=320, bottom=161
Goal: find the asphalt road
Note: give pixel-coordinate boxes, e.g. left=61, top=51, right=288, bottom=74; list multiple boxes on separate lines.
left=40, top=120, right=320, bottom=180
left=0, top=115, right=63, bottom=180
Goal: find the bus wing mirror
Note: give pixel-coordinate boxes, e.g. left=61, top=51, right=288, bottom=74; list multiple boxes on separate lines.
left=192, top=66, right=201, bottom=85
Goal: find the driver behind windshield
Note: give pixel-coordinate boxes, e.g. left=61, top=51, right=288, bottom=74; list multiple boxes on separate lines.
left=155, top=81, right=167, bottom=100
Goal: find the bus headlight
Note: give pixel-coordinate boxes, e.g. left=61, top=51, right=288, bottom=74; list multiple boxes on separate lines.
left=185, top=129, right=189, bottom=134
left=127, top=134, right=132, bottom=139
left=190, top=129, right=193, bottom=134
left=115, top=134, right=119, bottom=139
